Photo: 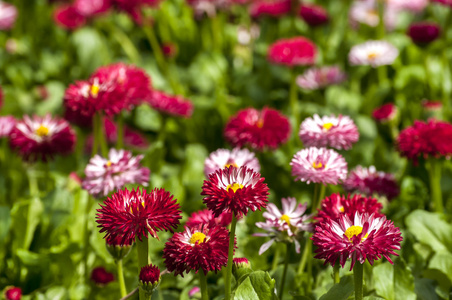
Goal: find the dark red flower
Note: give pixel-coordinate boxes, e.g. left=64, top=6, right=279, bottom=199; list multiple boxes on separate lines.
left=139, top=264, right=161, bottom=285
left=96, top=187, right=182, bottom=245
left=422, top=100, right=442, bottom=111
left=315, top=193, right=384, bottom=224
left=249, top=0, right=291, bottom=18
left=111, top=0, right=161, bottom=23
left=162, top=42, right=178, bottom=58
left=54, top=5, right=86, bottom=30
left=145, top=90, right=194, bottom=118
left=299, top=4, right=329, bottom=27
left=91, top=267, right=115, bottom=286
left=372, top=103, right=397, bottom=123
left=4, top=287, right=21, bottom=300
left=224, top=107, right=291, bottom=151
left=63, top=80, right=100, bottom=127
left=201, top=166, right=269, bottom=218
left=186, top=209, right=233, bottom=228
left=10, top=114, right=76, bottom=162
left=407, top=22, right=441, bottom=45
left=268, top=36, right=317, bottom=67
left=163, top=224, right=231, bottom=276
left=397, top=119, right=452, bottom=162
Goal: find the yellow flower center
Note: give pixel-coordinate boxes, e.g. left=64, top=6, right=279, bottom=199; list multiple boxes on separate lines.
left=227, top=182, right=244, bottom=193
left=90, top=84, right=100, bottom=97
left=322, top=122, right=334, bottom=130
left=224, top=163, right=238, bottom=168
left=35, top=125, right=49, bottom=137
left=256, top=119, right=264, bottom=128
left=190, top=232, right=207, bottom=245
left=106, top=161, right=112, bottom=167
left=312, top=162, right=323, bottom=169
left=344, top=225, right=368, bottom=241
left=339, top=206, right=345, bottom=213
left=280, top=214, right=291, bottom=225
left=367, top=52, right=378, bottom=60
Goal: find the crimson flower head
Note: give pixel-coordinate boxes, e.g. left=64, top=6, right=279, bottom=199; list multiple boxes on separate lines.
left=204, top=148, right=260, bottom=177
left=145, top=90, right=194, bottom=118
left=299, top=3, right=329, bottom=27
left=397, top=119, right=452, bottom=162
left=372, top=103, right=397, bottom=123
left=91, top=267, right=115, bottom=286
left=53, top=5, right=86, bottom=30
left=407, top=22, right=441, bottom=45
left=312, top=212, right=403, bottom=270
left=224, top=107, right=291, bottom=151
left=249, top=0, right=291, bottom=18
left=163, top=224, right=231, bottom=276
left=63, top=80, right=102, bottom=127
left=186, top=209, right=232, bottom=228
left=96, top=187, right=182, bottom=245
left=4, top=287, right=21, bottom=300
left=140, top=264, right=161, bottom=293
left=268, top=36, right=317, bottom=67
left=315, top=193, right=384, bottom=224
left=201, top=166, right=269, bottom=218
left=73, top=0, right=111, bottom=17
left=10, top=114, right=76, bottom=162
left=111, top=0, right=161, bottom=23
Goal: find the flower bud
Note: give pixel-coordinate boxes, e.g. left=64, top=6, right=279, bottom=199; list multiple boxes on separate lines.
left=232, top=257, right=252, bottom=279
left=106, top=236, right=133, bottom=261
left=407, top=22, right=440, bottom=45
left=139, top=264, right=161, bottom=295
left=90, top=267, right=115, bottom=286
left=299, top=4, right=329, bottom=27
left=4, top=286, right=21, bottom=300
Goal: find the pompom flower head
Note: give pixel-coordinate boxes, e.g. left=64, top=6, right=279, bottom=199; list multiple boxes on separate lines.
left=224, top=107, right=291, bottom=151
left=344, top=166, right=400, bottom=200
left=268, top=36, right=317, bottom=67
left=163, top=224, right=231, bottom=276
left=96, top=187, right=182, bottom=245
left=312, top=212, right=403, bottom=270
left=186, top=209, right=232, bottom=228
left=296, top=66, right=347, bottom=90
left=204, top=148, right=260, bottom=177
left=291, top=147, right=348, bottom=185
left=299, top=114, right=359, bottom=150
left=249, top=0, right=291, bottom=18
left=349, top=40, right=399, bottom=67
left=10, top=114, right=76, bottom=162
left=201, top=166, right=269, bottom=218
left=54, top=5, right=86, bottom=30
left=140, top=264, right=161, bottom=293
left=299, top=3, right=329, bottom=27
left=82, top=148, right=150, bottom=198
left=91, top=267, right=115, bottom=286
left=146, top=90, right=194, bottom=118
left=407, top=22, right=441, bottom=45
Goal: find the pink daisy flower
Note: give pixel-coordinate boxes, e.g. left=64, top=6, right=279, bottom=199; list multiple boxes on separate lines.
left=146, top=90, right=194, bottom=118
left=53, top=4, right=86, bottom=30
left=204, top=148, right=260, bottom=177
left=0, top=116, right=16, bottom=138
left=224, top=107, right=291, bottom=151
left=296, top=66, right=347, bottom=90
left=268, top=36, right=317, bottom=67
left=249, top=0, right=291, bottom=18
left=372, top=103, right=397, bottom=123
left=96, top=187, right=182, bottom=245
left=82, top=148, right=150, bottom=198
left=315, top=193, right=384, bottom=224
left=299, top=114, right=359, bottom=150
left=63, top=80, right=102, bottom=127
left=349, top=40, right=399, bottom=67
left=163, top=224, right=231, bottom=276
left=349, top=0, right=398, bottom=30
left=344, top=166, right=400, bottom=200
left=291, top=147, right=348, bottom=185
left=201, top=166, right=269, bottom=218
left=312, top=212, right=403, bottom=270
left=73, top=0, right=111, bottom=17
left=9, top=114, right=76, bottom=162
left=387, top=0, right=428, bottom=12
left=0, top=2, right=17, bottom=30
left=422, top=100, right=442, bottom=112
left=186, top=209, right=232, bottom=228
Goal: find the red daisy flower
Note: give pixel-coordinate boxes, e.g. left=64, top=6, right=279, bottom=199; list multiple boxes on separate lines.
left=145, top=90, right=194, bottom=118
left=63, top=80, right=101, bottom=127
left=91, top=267, right=115, bottom=286
left=268, top=37, right=317, bottom=67
left=407, top=22, right=441, bottom=45
left=372, top=103, right=397, bottom=123
left=186, top=209, right=233, bottom=228
left=9, top=114, right=76, bottom=162
left=53, top=4, right=86, bottom=30
left=163, top=224, right=231, bottom=276
left=312, top=212, right=403, bottom=270
left=4, top=287, right=21, bottom=300
left=73, top=0, right=112, bottom=17
left=96, top=187, right=182, bottom=245
left=397, top=119, right=452, bottom=162
left=201, top=166, right=269, bottom=218
left=224, top=107, right=291, bottom=151
left=140, top=264, right=161, bottom=292
left=315, top=193, right=383, bottom=224
left=249, top=0, right=291, bottom=18
left=299, top=3, right=329, bottom=27
left=111, top=0, right=161, bottom=23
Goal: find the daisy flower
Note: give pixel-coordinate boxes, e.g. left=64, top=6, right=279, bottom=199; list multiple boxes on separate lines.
left=201, top=166, right=269, bottom=218
left=139, top=264, right=161, bottom=292
left=145, top=90, right=194, bottom=118
left=372, top=103, right=397, bottom=123
left=268, top=36, right=317, bottom=67
left=0, top=1, right=18, bottom=30
left=299, top=114, right=359, bottom=150
left=96, top=187, right=182, bottom=245
left=296, top=66, right=347, bottom=90
left=0, top=116, right=16, bottom=138
left=163, top=224, right=231, bottom=276
left=344, top=166, right=400, bottom=200
left=204, top=148, right=260, bottom=177
left=9, top=114, right=76, bottom=162
left=299, top=3, right=329, bottom=27
left=349, top=0, right=398, bottom=30
left=249, top=0, right=291, bottom=18
left=186, top=209, right=232, bottom=228
left=82, top=148, right=150, bottom=198
left=349, top=40, right=399, bottom=67
left=91, top=267, right=115, bottom=286
left=291, top=147, right=348, bottom=185
left=224, top=107, right=291, bottom=151
left=312, top=212, right=403, bottom=270
left=407, top=22, right=441, bottom=45
left=53, top=4, right=86, bottom=30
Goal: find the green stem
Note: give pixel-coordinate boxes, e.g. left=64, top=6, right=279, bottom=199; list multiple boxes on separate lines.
left=109, top=22, right=140, bottom=64
left=96, top=113, right=109, bottom=157
left=91, top=114, right=99, bottom=157
left=83, top=196, right=93, bottom=282
left=289, top=69, right=299, bottom=128
left=199, top=270, right=209, bottom=300
left=117, top=259, right=127, bottom=297
left=442, top=10, right=452, bottom=117
left=27, top=167, right=39, bottom=198
left=211, top=14, right=223, bottom=52
left=136, top=236, right=150, bottom=300
left=353, top=263, right=364, bottom=300
left=377, top=66, right=387, bottom=86
left=377, top=0, right=385, bottom=39
left=278, top=243, right=290, bottom=299
left=427, top=159, right=443, bottom=213
left=311, top=183, right=326, bottom=213
left=224, top=214, right=237, bottom=300
left=271, top=245, right=281, bottom=271
left=333, top=263, right=340, bottom=284
left=116, top=113, right=124, bottom=149
left=297, top=238, right=311, bottom=276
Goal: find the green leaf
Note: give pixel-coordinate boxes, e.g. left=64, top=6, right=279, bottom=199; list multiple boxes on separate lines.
left=428, top=251, right=452, bottom=283
left=10, top=198, right=43, bottom=250
left=363, top=297, right=385, bottom=300
left=233, top=271, right=276, bottom=300
left=415, top=278, right=439, bottom=300
left=0, top=206, right=11, bottom=244
left=373, top=263, right=393, bottom=300
left=373, top=259, right=416, bottom=300
left=319, top=275, right=354, bottom=300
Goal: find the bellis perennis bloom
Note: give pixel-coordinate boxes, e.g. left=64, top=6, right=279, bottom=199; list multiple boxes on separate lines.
left=0, top=116, right=16, bottom=138
left=91, top=267, right=115, bottom=286
left=186, top=209, right=232, bottom=228
left=163, top=224, right=231, bottom=276
left=312, top=212, right=402, bottom=270
left=296, top=66, right=347, bottom=90
left=10, top=114, right=76, bottom=162
left=146, top=90, right=194, bottom=118
left=0, top=1, right=18, bottom=30
left=349, top=40, right=399, bottom=67
left=299, top=3, right=329, bottom=27
left=201, top=166, right=269, bottom=218
left=249, top=0, right=291, bottom=18
left=268, top=36, right=317, bottom=67
left=299, top=114, right=359, bottom=150
left=204, top=148, right=260, bottom=177
left=291, top=147, right=348, bottom=185
left=82, top=148, right=150, bottom=198
left=372, top=103, right=397, bottom=123
left=96, top=187, right=182, bottom=245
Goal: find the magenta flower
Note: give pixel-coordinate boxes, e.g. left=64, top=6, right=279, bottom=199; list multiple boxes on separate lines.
left=299, top=3, right=329, bottom=27
left=249, top=0, right=291, bottom=18
left=186, top=209, right=232, bottom=228
left=0, top=116, right=16, bottom=138
left=291, top=147, right=348, bottom=185
left=111, top=0, right=161, bottom=23
left=91, top=267, right=115, bottom=286
left=407, top=22, right=441, bottom=45
left=349, top=41, right=399, bottom=67
left=146, top=90, right=194, bottom=118
left=299, top=114, right=359, bottom=150
left=204, top=148, right=260, bottom=177
left=73, top=0, right=111, bottom=17
left=53, top=5, right=86, bottom=30
left=296, top=66, right=347, bottom=90
left=0, top=2, right=17, bottom=30
left=372, top=103, right=397, bottom=123
left=268, top=36, right=317, bottom=67
left=82, top=148, right=150, bottom=197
